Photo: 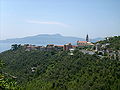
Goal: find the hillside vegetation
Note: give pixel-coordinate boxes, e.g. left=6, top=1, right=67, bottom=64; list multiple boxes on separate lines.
left=97, top=36, right=120, bottom=50
left=0, top=36, right=120, bottom=90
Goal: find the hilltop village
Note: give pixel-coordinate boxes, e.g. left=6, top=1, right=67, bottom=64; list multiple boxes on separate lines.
left=25, top=35, right=93, bottom=52
left=11, top=35, right=120, bottom=60
left=1, top=35, right=120, bottom=90
left=11, top=35, right=93, bottom=52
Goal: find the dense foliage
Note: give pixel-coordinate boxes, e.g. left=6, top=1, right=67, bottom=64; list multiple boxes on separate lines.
left=97, top=36, right=120, bottom=50
left=0, top=59, right=17, bottom=90
left=0, top=36, right=120, bottom=90
left=23, top=51, right=120, bottom=90
left=0, top=49, right=120, bottom=90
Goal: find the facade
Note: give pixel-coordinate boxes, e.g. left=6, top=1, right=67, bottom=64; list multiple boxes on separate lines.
left=77, top=34, right=94, bottom=47
left=77, top=41, right=94, bottom=47
left=95, top=43, right=101, bottom=51
left=25, top=45, right=46, bottom=51
left=25, top=45, right=37, bottom=51
left=25, top=44, right=64, bottom=51
left=39, top=46, right=46, bottom=51
left=54, top=45, right=64, bottom=51
left=46, top=44, right=55, bottom=51
left=46, top=44, right=54, bottom=48
left=64, top=43, right=73, bottom=51
left=69, top=48, right=75, bottom=55
left=77, top=41, right=88, bottom=46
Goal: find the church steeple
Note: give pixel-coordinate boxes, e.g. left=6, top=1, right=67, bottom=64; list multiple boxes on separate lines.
left=86, top=34, right=89, bottom=42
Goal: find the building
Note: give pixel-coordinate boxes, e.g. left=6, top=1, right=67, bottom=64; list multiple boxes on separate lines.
left=77, top=41, right=88, bottom=46
left=25, top=45, right=37, bottom=51
left=77, top=41, right=94, bottom=47
left=46, top=44, right=55, bottom=51
left=72, top=45, right=78, bottom=48
left=54, top=45, right=64, bottom=51
left=46, top=44, right=54, bottom=47
left=86, top=34, right=89, bottom=42
left=64, top=43, right=73, bottom=51
left=77, top=34, right=94, bottom=48
left=39, top=46, right=46, bottom=51
left=69, top=48, right=75, bottom=55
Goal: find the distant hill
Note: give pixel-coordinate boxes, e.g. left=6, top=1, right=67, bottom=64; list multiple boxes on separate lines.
left=0, top=34, right=103, bottom=45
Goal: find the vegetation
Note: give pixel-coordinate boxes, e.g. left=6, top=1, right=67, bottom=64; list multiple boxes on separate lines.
left=97, top=36, right=120, bottom=50
left=0, top=36, right=120, bottom=90
left=11, top=44, right=21, bottom=51
left=0, top=60, right=17, bottom=90
left=22, top=51, right=120, bottom=90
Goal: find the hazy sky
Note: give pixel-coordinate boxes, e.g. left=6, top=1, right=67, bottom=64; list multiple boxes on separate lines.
left=0, top=0, right=120, bottom=40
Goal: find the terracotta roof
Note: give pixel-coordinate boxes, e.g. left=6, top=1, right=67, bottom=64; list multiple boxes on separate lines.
left=47, top=44, right=54, bottom=45
left=72, top=45, right=78, bottom=48
left=77, top=41, right=87, bottom=43
left=26, top=46, right=35, bottom=48
left=55, top=45, right=64, bottom=47
left=87, top=43, right=94, bottom=45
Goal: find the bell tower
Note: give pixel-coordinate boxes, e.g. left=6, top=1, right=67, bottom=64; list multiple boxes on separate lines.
left=86, top=34, right=89, bottom=42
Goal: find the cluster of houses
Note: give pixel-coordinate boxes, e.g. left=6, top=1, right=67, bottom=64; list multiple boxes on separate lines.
left=24, top=35, right=94, bottom=52
left=11, top=35, right=120, bottom=60
left=24, top=40, right=94, bottom=52
left=93, top=42, right=120, bottom=60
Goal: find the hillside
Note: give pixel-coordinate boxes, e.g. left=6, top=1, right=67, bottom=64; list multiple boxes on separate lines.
left=97, top=36, right=120, bottom=50
left=22, top=51, right=120, bottom=90
left=0, top=36, right=120, bottom=90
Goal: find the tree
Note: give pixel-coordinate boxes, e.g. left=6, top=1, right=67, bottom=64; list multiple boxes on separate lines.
left=11, top=44, right=21, bottom=50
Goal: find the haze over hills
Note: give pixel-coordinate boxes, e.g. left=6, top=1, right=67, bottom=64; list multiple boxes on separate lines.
left=0, top=34, right=104, bottom=45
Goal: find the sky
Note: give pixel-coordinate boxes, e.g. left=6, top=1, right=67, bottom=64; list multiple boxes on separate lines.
left=0, top=0, right=120, bottom=40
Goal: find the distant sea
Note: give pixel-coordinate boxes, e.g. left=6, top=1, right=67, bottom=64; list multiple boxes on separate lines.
left=0, top=43, right=12, bottom=53
left=0, top=43, right=46, bottom=53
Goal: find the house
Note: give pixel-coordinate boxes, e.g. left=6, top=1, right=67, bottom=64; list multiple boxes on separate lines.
left=54, top=45, right=64, bottom=51
left=46, top=44, right=54, bottom=48
left=108, top=51, right=120, bottom=60
left=64, top=43, right=73, bottom=51
left=77, top=41, right=94, bottom=48
left=118, top=50, right=120, bottom=60
left=25, top=45, right=37, bottom=51
left=72, top=45, right=78, bottom=48
left=95, top=43, right=101, bottom=51
left=46, top=44, right=55, bottom=51
left=39, top=46, right=46, bottom=51
left=77, top=41, right=88, bottom=46
left=69, top=48, right=75, bottom=55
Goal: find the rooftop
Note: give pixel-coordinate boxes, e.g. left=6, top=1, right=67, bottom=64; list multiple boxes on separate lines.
left=77, top=41, right=87, bottom=43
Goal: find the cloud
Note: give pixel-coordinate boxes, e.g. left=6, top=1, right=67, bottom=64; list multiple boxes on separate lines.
left=27, top=20, right=69, bottom=28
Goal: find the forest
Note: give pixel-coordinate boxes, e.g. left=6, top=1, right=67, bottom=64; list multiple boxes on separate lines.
left=0, top=36, right=120, bottom=90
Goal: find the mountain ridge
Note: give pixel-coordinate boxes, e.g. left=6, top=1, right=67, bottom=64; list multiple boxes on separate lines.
left=0, top=34, right=104, bottom=45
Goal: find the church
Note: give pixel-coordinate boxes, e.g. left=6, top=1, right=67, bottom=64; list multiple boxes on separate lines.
left=77, top=34, right=94, bottom=47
